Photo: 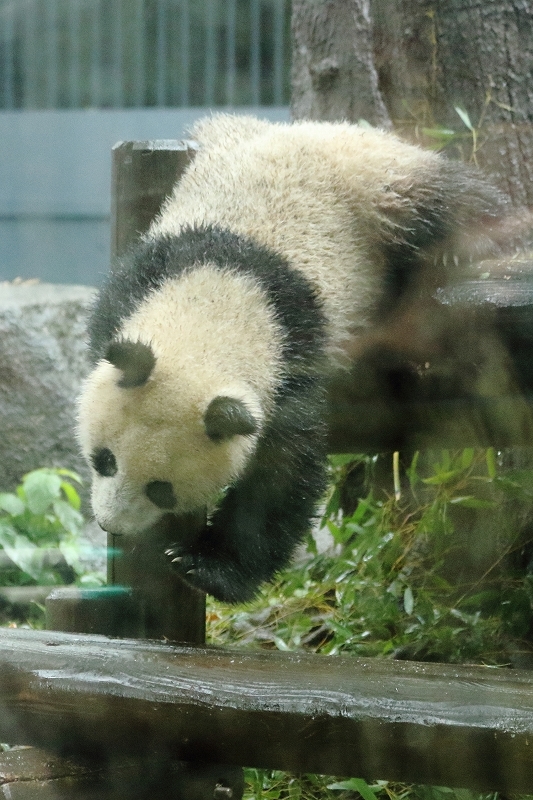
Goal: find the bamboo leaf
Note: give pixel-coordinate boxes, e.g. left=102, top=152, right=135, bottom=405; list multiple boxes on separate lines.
left=455, top=106, right=474, bottom=130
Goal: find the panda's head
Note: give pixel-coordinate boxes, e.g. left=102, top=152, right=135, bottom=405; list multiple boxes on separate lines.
left=77, top=338, right=262, bottom=536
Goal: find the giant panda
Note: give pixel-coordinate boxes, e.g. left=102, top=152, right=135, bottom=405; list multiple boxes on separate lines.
left=77, top=114, right=507, bottom=602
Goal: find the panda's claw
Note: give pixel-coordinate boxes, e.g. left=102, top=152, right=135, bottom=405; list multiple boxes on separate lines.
left=167, top=547, right=196, bottom=577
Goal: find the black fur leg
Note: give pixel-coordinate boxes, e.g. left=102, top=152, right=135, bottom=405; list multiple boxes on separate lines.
left=167, top=383, right=328, bottom=603
left=167, top=542, right=270, bottom=604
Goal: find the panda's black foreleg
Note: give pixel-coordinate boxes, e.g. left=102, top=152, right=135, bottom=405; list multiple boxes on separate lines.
left=166, top=484, right=317, bottom=602
left=167, top=420, right=328, bottom=603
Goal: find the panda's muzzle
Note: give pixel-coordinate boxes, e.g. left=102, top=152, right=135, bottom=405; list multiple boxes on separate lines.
left=145, top=480, right=178, bottom=510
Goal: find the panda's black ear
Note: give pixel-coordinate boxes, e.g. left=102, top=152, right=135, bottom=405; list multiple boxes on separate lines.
left=204, top=396, right=258, bottom=441
left=105, top=339, right=156, bottom=388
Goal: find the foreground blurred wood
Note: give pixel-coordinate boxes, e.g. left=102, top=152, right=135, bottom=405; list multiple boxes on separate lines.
left=0, top=744, right=242, bottom=800
left=107, top=140, right=207, bottom=644
left=328, top=258, right=533, bottom=452
left=2, top=628, right=533, bottom=793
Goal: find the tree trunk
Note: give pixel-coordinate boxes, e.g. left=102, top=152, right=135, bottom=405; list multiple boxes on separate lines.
left=292, top=0, right=533, bottom=207
left=373, top=0, right=533, bottom=207
left=291, top=0, right=391, bottom=127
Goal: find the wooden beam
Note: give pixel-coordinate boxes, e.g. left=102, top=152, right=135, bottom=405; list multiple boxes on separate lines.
left=46, top=139, right=207, bottom=644
left=1, top=628, right=533, bottom=793
left=0, top=746, right=243, bottom=800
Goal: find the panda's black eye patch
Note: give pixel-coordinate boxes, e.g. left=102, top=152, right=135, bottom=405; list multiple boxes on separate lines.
left=145, top=480, right=177, bottom=510
left=91, top=448, right=117, bottom=478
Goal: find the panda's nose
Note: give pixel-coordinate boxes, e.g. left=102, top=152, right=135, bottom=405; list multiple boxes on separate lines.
left=145, top=480, right=177, bottom=510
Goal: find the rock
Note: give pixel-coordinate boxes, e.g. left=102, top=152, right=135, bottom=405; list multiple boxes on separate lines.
left=0, top=281, right=96, bottom=506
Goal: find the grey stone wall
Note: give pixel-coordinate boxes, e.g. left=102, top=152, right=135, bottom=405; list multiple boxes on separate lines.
left=0, top=281, right=95, bottom=504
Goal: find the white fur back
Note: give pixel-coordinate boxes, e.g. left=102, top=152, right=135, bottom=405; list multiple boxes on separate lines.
left=150, top=115, right=439, bottom=362
left=119, top=264, right=284, bottom=412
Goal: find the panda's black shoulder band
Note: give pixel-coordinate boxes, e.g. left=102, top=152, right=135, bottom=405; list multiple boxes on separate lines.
left=88, top=224, right=327, bottom=370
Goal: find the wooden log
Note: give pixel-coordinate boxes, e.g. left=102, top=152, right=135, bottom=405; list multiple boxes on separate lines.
left=0, top=746, right=97, bottom=800
left=1, top=628, right=533, bottom=793
left=0, top=746, right=243, bottom=800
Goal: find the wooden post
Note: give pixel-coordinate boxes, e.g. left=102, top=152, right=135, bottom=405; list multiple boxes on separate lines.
left=110, top=139, right=196, bottom=263
left=108, top=139, right=206, bottom=644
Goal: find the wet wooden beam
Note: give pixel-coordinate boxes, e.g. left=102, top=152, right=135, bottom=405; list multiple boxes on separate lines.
left=1, top=628, right=533, bottom=793
left=0, top=746, right=242, bottom=800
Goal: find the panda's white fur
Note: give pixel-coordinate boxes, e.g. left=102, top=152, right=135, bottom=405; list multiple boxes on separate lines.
left=78, top=264, right=282, bottom=532
left=152, top=115, right=440, bottom=359
left=78, top=114, right=506, bottom=601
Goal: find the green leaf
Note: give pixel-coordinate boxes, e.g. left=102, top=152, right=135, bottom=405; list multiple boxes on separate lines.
left=422, top=127, right=456, bottom=139
left=327, top=778, right=379, bottom=800
left=22, top=470, right=62, bottom=515
left=56, top=469, right=82, bottom=484
left=59, top=539, right=82, bottom=573
left=328, top=454, right=361, bottom=468
left=455, top=106, right=474, bottom=130
left=0, top=520, right=17, bottom=549
left=273, top=636, right=291, bottom=652
left=449, top=496, right=496, bottom=509
left=60, top=480, right=81, bottom=510
left=406, top=451, right=420, bottom=490
left=0, top=493, right=25, bottom=517
left=422, top=469, right=461, bottom=485
left=0, top=528, right=43, bottom=581
left=53, top=500, right=84, bottom=536
left=461, top=448, right=475, bottom=470
left=486, top=447, right=497, bottom=479
left=324, top=486, right=341, bottom=518
left=404, top=586, right=414, bottom=615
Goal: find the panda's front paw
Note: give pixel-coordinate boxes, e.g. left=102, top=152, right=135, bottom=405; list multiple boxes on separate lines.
left=165, top=543, right=257, bottom=603
left=165, top=545, right=197, bottom=581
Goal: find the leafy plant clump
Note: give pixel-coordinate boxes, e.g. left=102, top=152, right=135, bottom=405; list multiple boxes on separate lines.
left=0, top=467, right=104, bottom=590
left=208, top=449, right=533, bottom=665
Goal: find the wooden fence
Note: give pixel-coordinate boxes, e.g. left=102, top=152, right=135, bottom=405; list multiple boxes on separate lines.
left=1, top=141, right=533, bottom=799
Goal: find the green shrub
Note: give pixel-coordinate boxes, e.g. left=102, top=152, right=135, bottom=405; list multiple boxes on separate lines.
left=0, top=467, right=104, bottom=588
left=208, top=448, right=533, bottom=665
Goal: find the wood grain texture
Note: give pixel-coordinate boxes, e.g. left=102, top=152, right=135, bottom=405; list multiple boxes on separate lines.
left=373, top=0, right=533, bottom=206
left=1, top=628, right=533, bottom=792
left=0, top=746, right=243, bottom=800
